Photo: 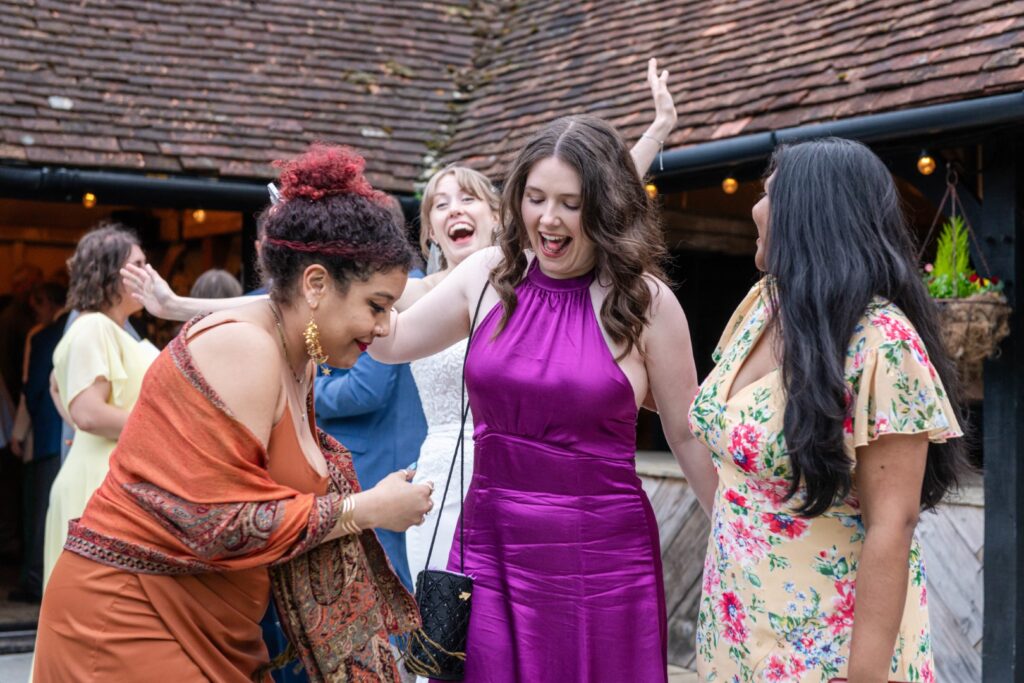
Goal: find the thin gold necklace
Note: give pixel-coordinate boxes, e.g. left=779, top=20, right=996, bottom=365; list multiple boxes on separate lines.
left=269, top=303, right=310, bottom=421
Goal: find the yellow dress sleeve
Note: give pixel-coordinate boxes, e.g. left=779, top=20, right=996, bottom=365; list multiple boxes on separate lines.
left=54, top=313, right=129, bottom=412
left=843, top=304, right=963, bottom=457
left=712, top=279, right=767, bottom=363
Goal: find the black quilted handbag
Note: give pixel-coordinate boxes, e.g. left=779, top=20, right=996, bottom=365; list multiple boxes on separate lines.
left=403, top=284, right=488, bottom=681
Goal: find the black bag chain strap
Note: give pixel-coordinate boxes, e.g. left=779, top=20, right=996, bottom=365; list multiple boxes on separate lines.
left=421, top=279, right=489, bottom=575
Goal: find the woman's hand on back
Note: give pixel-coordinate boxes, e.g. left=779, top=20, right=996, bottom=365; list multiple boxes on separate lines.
left=122, top=263, right=262, bottom=321
left=122, top=263, right=181, bottom=320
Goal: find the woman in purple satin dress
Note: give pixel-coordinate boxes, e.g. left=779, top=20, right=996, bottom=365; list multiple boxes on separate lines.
left=371, top=113, right=717, bottom=682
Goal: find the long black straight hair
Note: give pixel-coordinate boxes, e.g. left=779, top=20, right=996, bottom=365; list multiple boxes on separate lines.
left=763, top=137, right=968, bottom=517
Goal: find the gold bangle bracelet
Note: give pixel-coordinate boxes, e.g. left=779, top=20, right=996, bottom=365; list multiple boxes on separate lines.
left=338, top=496, right=361, bottom=536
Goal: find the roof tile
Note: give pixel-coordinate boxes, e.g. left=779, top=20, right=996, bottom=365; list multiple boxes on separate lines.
left=0, top=0, right=479, bottom=190
left=0, top=0, right=1021, bottom=188
left=447, top=0, right=1024, bottom=180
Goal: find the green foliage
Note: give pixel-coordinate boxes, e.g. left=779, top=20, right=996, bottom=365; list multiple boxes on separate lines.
left=922, top=214, right=1004, bottom=298
left=932, top=215, right=971, bottom=281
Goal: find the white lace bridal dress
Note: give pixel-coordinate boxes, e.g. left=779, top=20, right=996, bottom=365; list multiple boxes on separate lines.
left=406, top=339, right=474, bottom=579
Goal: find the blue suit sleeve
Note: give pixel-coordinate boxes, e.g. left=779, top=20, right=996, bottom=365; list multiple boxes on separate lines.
left=314, top=354, right=399, bottom=419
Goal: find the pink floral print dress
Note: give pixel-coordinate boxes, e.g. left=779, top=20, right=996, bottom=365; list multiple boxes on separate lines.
left=688, top=281, right=962, bottom=683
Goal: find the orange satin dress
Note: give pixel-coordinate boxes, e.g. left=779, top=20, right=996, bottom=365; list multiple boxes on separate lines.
left=35, top=330, right=328, bottom=682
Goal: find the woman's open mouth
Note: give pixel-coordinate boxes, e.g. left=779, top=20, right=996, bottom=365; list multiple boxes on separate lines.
left=539, top=232, right=572, bottom=258
left=448, top=222, right=476, bottom=246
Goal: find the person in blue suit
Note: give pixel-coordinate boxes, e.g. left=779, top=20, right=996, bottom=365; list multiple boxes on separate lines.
left=314, top=345, right=427, bottom=591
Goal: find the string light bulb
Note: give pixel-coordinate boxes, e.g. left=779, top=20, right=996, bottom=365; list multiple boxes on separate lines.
left=722, top=177, right=739, bottom=194
left=917, top=151, right=936, bottom=176
left=644, top=183, right=658, bottom=199
left=192, top=209, right=207, bottom=223
left=82, top=192, right=97, bottom=208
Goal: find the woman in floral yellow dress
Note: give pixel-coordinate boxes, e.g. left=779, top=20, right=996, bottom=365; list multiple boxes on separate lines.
left=689, top=138, right=967, bottom=683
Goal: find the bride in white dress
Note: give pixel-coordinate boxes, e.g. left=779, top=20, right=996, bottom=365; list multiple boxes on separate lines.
left=398, top=165, right=499, bottom=578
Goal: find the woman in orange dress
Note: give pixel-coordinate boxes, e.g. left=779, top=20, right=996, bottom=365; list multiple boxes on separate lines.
left=34, top=144, right=434, bottom=682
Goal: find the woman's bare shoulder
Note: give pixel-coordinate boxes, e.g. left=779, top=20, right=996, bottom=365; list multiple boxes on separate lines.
left=466, top=245, right=505, bottom=272
left=187, top=304, right=278, bottom=373
left=644, top=274, right=678, bottom=310
left=186, top=305, right=282, bottom=440
left=640, top=274, right=691, bottom=349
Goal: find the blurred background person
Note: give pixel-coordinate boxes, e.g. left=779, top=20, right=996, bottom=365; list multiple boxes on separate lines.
left=9, top=282, right=68, bottom=602
left=11, top=281, right=68, bottom=462
left=58, top=278, right=142, bottom=466
left=190, top=268, right=244, bottom=299
left=43, top=224, right=159, bottom=588
left=0, top=264, right=43, bottom=400
left=0, top=265, right=44, bottom=565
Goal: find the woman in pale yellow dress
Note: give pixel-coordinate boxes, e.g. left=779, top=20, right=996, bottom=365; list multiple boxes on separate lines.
left=43, top=224, right=158, bottom=587
left=689, top=139, right=968, bottom=683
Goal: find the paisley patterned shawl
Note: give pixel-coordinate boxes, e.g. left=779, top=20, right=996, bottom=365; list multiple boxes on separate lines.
left=271, top=433, right=423, bottom=682
left=66, top=315, right=420, bottom=681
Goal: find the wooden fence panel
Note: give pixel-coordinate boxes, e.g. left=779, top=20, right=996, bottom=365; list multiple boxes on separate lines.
left=639, top=453, right=984, bottom=680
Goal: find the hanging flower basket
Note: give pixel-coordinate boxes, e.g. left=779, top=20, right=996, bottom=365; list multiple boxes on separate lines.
left=933, top=292, right=1011, bottom=387
left=920, top=167, right=1012, bottom=396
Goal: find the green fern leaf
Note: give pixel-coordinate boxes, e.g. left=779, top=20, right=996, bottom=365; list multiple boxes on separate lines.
left=933, top=215, right=973, bottom=281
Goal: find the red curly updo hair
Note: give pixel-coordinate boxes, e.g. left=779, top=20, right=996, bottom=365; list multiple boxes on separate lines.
left=257, top=143, right=414, bottom=303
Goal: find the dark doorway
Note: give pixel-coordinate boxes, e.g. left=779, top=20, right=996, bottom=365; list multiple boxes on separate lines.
left=636, top=248, right=759, bottom=450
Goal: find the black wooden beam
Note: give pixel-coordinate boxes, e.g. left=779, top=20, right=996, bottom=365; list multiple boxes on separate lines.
left=241, top=211, right=260, bottom=292
left=981, top=134, right=1024, bottom=681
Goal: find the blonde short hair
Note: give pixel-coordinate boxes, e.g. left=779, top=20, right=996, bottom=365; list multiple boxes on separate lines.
left=419, top=164, right=500, bottom=260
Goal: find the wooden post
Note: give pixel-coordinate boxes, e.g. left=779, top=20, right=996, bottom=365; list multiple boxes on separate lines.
left=981, top=136, right=1024, bottom=681
left=241, top=211, right=260, bottom=292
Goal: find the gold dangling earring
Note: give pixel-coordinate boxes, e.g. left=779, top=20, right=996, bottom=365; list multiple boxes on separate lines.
left=303, top=315, right=331, bottom=375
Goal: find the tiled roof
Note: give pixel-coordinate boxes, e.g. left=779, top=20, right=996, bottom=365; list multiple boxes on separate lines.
left=444, top=0, right=1024, bottom=179
left=0, top=0, right=478, bottom=192
left=1, top=1, right=1022, bottom=192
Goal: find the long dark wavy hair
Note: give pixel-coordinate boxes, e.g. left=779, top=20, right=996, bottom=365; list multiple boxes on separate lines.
left=763, top=138, right=968, bottom=516
left=491, top=115, right=667, bottom=359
